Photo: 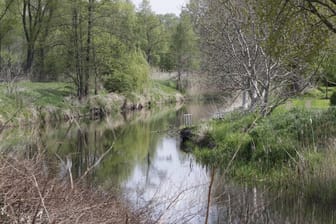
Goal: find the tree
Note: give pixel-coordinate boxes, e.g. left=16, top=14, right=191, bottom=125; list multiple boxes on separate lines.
left=0, top=0, right=14, bottom=22
left=287, top=0, right=336, bottom=33
left=320, top=37, right=336, bottom=99
left=188, top=0, right=328, bottom=115
left=155, top=14, right=178, bottom=72
left=136, top=0, right=164, bottom=66
left=84, top=0, right=94, bottom=96
left=0, top=0, right=153, bottom=97
left=94, top=0, right=149, bottom=93
left=0, top=1, right=13, bottom=70
left=70, top=0, right=85, bottom=99
left=57, top=0, right=95, bottom=99
left=170, top=11, right=199, bottom=91
left=0, top=0, right=21, bottom=79
left=21, top=0, right=56, bottom=74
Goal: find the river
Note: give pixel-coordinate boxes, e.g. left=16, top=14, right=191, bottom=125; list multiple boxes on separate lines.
left=1, top=102, right=335, bottom=223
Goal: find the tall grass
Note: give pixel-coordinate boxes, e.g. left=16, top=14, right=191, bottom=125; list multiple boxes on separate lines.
left=195, top=108, right=336, bottom=183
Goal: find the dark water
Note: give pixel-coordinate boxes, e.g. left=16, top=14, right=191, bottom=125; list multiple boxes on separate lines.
left=1, top=103, right=336, bottom=223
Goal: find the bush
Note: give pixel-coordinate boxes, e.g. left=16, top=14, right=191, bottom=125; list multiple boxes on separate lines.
left=252, top=135, right=298, bottom=170
left=102, top=50, right=149, bottom=93
left=195, top=108, right=336, bottom=179
left=195, top=113, right=255, bottom=166
left=330, top=91, right=336, bottom=106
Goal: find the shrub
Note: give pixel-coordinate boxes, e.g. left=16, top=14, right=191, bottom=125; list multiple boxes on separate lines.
left=330, top=91, right=336, bottom=106
left=103, top=50, right=149, bottom=93
left=197, top=133, right=251, bottom=165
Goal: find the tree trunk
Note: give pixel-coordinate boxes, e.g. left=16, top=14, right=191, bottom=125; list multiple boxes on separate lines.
left=177, top=69, right=182, bottom=91
left=146, top=48, right=152, bottom=65
left=325, top=78, right=329, bottom=99
left=22, top=0, right=54, bottom=77
left=0, top=37, right=2, bottom=75
left=34, top=44, right=46, bottom=81
left=242, top=91, right=249, bottom=109
left=93, top=45, right=98, bottom=95
left=84, top=0, right=94, bottom=96
left=72, top=0, right=84, bottom=100
left=25, top=44, right=34, bottom=74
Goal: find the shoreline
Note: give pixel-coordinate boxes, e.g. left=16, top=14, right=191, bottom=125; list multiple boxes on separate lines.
left=0, top=81, right=184, bottom=129
left=0, top=154, right=147, bottom=223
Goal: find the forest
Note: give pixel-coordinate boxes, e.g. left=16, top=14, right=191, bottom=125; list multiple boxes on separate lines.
left=0, top=0, right=198, bottom=99
left=1, top=0, right=336, bottom=223
left=0, top=0, right=335, bottom=108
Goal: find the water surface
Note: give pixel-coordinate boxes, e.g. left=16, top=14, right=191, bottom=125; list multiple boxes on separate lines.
left=1, top=103, right=336, bottom=223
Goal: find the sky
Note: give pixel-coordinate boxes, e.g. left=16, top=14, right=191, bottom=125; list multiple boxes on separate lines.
left=132, top=0, right=189, bottom=15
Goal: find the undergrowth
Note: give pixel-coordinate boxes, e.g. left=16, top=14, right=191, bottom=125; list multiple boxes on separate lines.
left=194, top=108, right=336, bottom=186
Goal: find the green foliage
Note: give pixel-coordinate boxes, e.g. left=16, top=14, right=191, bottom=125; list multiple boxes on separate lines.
left=195, top=107, right=336, bottom=182
left=302, top=150, right=336, bottom=206
left=170, top=12, right=200, bottom=72
left=102, top=50, right=149, bottom=93
left=155, top=80, right=177, bottom=91
left=195, top=113, right=256, bottom=166
left=330, top=92, right=336, bottom=106
left=0, top=0, right=200, bottom=96
left=147, top=80, right=182, bottom=103
left=136, top=0, right=166, bottom=66
left=276, top=88, right=331, bottom=111
left=213, top=112, right=256, bottom=134
left=251, top=132, right=298, bottom=171
left=322, top=51, right=336, bottom=85
left=195, top=132, right=252, bottom=167
left=257, top=0, right=330, bottom=70
left=0, top=81, right=74, bottom=125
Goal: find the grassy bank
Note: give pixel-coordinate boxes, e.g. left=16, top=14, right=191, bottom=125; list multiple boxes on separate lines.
left=188, top=87, right=336, bottom=203
left=0, top=80, right=183, bottom=127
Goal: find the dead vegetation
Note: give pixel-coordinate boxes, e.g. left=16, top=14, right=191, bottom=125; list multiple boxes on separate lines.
left=0, top=154, right=145, bottom=224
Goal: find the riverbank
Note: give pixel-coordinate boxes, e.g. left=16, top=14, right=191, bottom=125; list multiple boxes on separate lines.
left=0, top=153, right=148, bottom=223
left=0, top=80, right=183, bottom=128
left=184, top=87, right=336, bottom=203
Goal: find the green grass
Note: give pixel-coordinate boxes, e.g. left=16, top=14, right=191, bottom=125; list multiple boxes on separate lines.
left=155, top=80, right=177, bottom=91
left=0, top=80, right=183, bottom=125
left=147, top=80, right=181, bottom=103
left=290, top=98, right=330, bottom=109
left=0, top=81, right=76, bottom=124
left=276, top=87, right=333, bottom=111
left=194, top=106, right=336, bottom=185
left=0, top=81, right=74, bottom=107
left=151, top=80, right=178, bottom=94
left=190, top=86, right=336, bottom=205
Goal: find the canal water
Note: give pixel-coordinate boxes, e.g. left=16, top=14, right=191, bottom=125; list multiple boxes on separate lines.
left=1, top=103, right=335, bottom=223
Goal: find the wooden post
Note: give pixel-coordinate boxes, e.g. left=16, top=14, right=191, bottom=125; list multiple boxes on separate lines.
left=183, top=114, right=192, bottom=126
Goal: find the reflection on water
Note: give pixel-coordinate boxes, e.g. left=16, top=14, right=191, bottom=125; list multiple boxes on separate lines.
left=1, top=103, right=336, bottom=223
left=212, top=179, right=336, bottom=224
left=124, top=136, right=210, bottom=223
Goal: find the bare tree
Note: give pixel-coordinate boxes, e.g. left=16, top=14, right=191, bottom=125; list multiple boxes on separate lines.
left=190, top=0, right=325, bottom=115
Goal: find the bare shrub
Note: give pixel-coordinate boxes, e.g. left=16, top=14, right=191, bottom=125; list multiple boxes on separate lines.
left=0, top=154, right=143, bottom=224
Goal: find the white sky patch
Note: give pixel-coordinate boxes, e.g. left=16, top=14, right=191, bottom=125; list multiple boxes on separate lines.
left=132, top=0, right=189, bottom=15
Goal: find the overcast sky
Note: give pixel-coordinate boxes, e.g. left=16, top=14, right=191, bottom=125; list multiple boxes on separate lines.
left=132, top=0, right=189, bottom=15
